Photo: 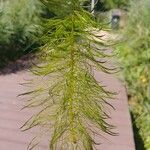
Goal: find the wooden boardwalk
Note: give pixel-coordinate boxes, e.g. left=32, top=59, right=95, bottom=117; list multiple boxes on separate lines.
left=0, top=70, right=135, bottom=150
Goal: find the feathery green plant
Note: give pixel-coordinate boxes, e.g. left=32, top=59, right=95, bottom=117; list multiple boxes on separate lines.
left=21, top=0, right=116, bottom=149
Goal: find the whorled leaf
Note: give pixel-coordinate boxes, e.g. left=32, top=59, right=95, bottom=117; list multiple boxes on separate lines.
left=21, top=1, right=117, bottom=149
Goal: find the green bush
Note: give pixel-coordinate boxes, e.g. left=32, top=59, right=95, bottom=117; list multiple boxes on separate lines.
left=84, top=0, right=129, bottom=11
left=0, top=0, right=43, bottom=67
left=116, top=0, right=150, bottom=149
left=103, top=0, right=129, bottom=10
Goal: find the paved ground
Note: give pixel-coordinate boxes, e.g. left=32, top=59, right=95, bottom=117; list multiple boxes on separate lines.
left=0, top=69, right=135, bottom=150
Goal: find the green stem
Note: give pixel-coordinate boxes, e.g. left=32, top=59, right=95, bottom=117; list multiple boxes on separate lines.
left=68, top=14, right=77, bottom=143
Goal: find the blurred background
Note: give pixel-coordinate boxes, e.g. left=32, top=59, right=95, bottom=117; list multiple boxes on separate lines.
left=0, top=0, right=149, bottom=150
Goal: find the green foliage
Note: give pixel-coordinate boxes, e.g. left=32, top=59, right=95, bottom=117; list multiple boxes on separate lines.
left=116, top=0, right=150, bottom=149
left=83, top=0, right=129, bottom=12
left=0, top=0, right=43, bottom=44
left=21, top=0, right=116, bottom=149
left=0, top=0, right=43, bottom=67
left=40, top=0, right=87, bottom=18
left=102, top=0, right=129, bottom=10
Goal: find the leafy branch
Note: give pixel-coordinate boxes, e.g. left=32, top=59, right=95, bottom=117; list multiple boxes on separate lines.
left=20, top=1, right=116, bottom=149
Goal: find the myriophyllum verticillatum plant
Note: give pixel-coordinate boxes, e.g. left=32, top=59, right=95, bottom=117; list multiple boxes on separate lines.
left=20, top=0, right=117, bottom=149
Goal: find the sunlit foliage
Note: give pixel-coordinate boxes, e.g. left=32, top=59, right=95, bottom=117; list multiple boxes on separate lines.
left=116, top=0, right=150, bottom=149
left=20, top=0, right=116, bottom=149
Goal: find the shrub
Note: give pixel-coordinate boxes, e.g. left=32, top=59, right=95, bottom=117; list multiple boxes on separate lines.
left=0, top=0, right=43, bottom=67
left=83, top=0, right=129, bottom=12
left=116, top=0, right=150, bottom=149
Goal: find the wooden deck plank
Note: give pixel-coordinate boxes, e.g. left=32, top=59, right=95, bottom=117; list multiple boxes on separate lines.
left=0, top=71, right=135, bottom=150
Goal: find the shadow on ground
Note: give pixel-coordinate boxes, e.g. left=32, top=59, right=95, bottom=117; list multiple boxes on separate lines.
left=0, top=54, right=34, bottom=75
left=131, top=113, right=145, bottom=150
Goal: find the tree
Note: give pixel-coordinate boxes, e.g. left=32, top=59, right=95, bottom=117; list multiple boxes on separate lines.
left=20, top=0, right=116, bottom=149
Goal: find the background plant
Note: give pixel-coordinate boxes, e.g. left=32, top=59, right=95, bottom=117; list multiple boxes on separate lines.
left=116, top=0, right=150, bottom=149
left=0, top=0, right=43, bottom=67
left=20, top=0, right=116, bottom=149
left=83, top=0, right=129, bottom=12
